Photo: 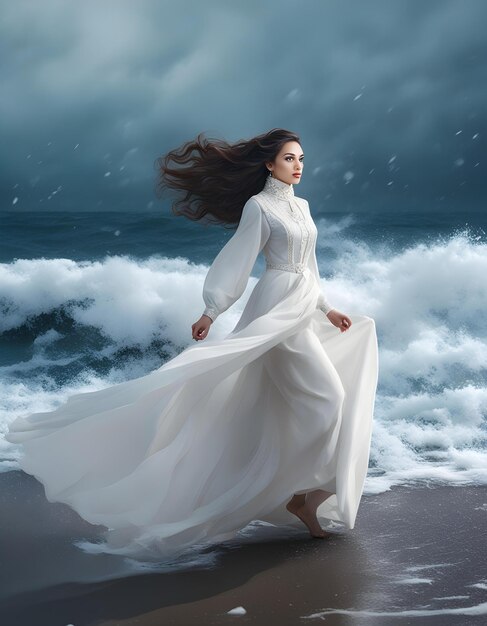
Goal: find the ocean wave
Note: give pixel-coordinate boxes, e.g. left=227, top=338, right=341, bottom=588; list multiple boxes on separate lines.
left=1, top=230, right=486, bottom=493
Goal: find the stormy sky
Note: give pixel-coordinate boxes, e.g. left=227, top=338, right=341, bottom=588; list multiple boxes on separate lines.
left=2, top=0, right=486, bottom=215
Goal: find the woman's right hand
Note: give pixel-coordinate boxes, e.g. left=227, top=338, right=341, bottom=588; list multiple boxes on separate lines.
left=192, top=314, right=213, bottom=341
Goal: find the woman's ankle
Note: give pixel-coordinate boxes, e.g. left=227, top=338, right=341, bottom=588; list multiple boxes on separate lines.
left=288, top=493, right=306, bottom=507
left=305, top=489, right=333, bottom=511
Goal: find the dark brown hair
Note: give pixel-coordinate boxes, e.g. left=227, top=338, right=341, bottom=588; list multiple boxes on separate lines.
left=155, top=128, right=301, bottom=228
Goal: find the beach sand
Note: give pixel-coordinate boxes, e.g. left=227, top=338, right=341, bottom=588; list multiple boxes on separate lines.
left=0, top=470, right=486, bottom=625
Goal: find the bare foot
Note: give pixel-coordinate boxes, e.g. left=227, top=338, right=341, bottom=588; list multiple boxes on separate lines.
left=286, top=500, right=333, bottom=539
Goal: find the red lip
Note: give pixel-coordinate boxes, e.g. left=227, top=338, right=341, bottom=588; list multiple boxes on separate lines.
left=293, top=174, right=301, bottom=177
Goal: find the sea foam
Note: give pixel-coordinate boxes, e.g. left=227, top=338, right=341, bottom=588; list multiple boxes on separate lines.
left=1, top=230, right=486, bottom=493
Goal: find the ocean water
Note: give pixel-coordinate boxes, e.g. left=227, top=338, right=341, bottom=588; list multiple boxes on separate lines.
left=1, top=207, right=486, bottom=496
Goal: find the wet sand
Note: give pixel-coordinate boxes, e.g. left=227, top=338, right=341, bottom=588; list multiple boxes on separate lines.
left=0, top=470, right=486, bottom=626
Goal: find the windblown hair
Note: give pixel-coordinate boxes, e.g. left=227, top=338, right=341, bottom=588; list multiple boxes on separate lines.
left=155, top=128, right=301, bottom=229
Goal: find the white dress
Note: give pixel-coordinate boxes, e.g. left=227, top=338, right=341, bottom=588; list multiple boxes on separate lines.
left=5, top=175, right=379, bottom=561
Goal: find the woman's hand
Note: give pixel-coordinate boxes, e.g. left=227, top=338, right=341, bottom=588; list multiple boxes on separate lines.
left=192, top=314, right=213, bottom=341
left=325, top=309, right=352, bottom=333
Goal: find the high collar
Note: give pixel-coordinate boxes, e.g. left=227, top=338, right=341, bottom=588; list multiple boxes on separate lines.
left=262, top=174, right=294, bottom=200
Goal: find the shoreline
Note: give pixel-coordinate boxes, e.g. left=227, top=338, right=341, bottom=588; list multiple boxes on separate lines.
left=1, top=470, right=486, bottom=625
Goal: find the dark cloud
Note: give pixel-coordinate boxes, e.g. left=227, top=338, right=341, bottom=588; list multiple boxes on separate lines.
left=1, top=0, right=486, bottom=214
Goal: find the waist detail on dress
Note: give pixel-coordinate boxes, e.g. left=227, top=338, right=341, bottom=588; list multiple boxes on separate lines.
left=265, top=261, right=306, bottom=273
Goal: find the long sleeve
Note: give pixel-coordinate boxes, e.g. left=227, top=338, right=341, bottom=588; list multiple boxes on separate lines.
left=202, top=197, right=271, bottom=322
left=307, top=237, right=335, bottom=316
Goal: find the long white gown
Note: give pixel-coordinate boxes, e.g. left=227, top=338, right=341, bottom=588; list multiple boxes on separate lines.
left=5, top=175, right=379, bottom=562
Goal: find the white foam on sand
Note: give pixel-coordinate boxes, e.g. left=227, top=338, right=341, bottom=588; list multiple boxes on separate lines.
left=227, top=606, right=247, bottom=615
left=405, top=563, right=455, bottom=572
left=395, top=577, right=434, bottom=585
left=467, top=581, right=487, bottom=590
left=302, top=601, right=487, bottom=619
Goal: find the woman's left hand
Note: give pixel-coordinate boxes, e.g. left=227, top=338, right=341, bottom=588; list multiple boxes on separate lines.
left=325, top=309, right=352, bottom=333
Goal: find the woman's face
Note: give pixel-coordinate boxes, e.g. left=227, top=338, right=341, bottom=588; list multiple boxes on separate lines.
left=267, top=141, right=304, bottom=185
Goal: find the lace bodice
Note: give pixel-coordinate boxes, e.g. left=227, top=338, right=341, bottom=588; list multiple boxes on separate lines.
left=202, top=175, right=334, bottom=321
left=257, top=175, right=315, bottom=274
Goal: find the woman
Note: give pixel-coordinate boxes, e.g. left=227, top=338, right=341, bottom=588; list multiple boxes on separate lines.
left=5, top=128, right=379, bottom=561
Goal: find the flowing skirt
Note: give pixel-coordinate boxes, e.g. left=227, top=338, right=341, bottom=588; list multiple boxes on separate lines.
left=5, top=267, right=379, bottom=561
